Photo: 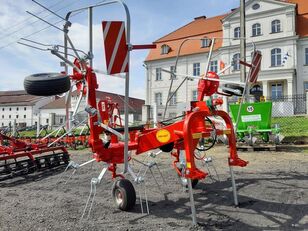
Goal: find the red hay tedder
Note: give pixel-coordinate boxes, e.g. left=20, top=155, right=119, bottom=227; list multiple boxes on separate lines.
left=13, top=0, right=262, bottom=224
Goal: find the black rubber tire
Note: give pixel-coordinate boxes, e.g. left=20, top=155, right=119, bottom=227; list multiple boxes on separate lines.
left=222, top=84, right=244, bottom=96
left=112, top=179, right=136, bottom=211
left=24, top=73, right=70, bottom=96
left=159, top=142, right=174, bottom=152
left=191, top=179, right=199, bottom=188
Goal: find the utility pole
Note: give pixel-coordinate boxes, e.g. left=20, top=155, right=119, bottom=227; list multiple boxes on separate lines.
left=240, top=0, right=246, bottom=84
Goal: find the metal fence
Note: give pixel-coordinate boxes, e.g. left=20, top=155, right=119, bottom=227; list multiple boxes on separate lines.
left=268, top=94, right=307, bottom=116
left=268, top=94, right=308, bottom=138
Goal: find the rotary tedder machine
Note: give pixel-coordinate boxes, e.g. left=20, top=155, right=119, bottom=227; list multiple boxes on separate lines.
left=16, top=0, right=263, bottom=225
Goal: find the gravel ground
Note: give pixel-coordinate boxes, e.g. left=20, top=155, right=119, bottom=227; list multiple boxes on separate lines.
left=0, top=145, right=307, bottom=231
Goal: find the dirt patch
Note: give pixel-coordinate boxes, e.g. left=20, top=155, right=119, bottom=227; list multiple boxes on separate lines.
left=0, top=146, right=307, bottom=230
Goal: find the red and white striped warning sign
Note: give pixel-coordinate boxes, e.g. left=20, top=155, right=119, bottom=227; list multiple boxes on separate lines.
left=102, top=21, right=129, bottom=75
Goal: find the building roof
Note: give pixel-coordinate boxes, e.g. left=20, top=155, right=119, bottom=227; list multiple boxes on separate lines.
left=41, top=90, right=145, bottom=114
left=285, top=0, right=308, bottom=15
left=40, top=95, right=66, bottom=110
left=145, top=14, right=228, bottom=62
left=145, top=0, right=308, bottom=62
left=285, top=0, right=308, bottom=37
left=156, top=14, right=228, bottom=43
left=0, top=90, right=47, bottom=106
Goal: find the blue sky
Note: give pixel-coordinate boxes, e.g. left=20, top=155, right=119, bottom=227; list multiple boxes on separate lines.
left=0, top=0, right=239, bottom=99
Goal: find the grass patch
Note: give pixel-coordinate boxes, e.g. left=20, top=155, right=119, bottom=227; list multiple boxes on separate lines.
left=272, top=116, right=308, bottom=137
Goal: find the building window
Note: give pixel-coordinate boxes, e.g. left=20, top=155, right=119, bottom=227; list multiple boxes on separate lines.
left=304, top=82, right=308, bottom=92
left=155, top=92, right=162, bottom=105
left=192, top=90, right=198, bottom=101
left=1, top=123, right=3, bottom=126
left=16, top=107, right=19, bottom=111
left=9, top=115, right=11, bottom=119
left=271, top=20, right=281, bottom=33
left=155, top=68, right=162, bottom=81
left=305, top=48, right=308, bottom=65
left=1, top=115, right=4, bottom=119
left=161, top=44, right=170, bottom=54
left=170, top=66, right=176, bottom=79
left=252, top=23, right=261, bottom=37
left=201, top=38, right=211, bottom=48
left=46, top=119, right=49, bottom=124
left=9, top=108, right=11, bottom=111
left=24, top=107, right=26, bottom=111
left=271, top=48, right=282, bottom=67
left=210, top=60, right=218, bottom=73
left=24, top=115, right=26, bottom=119
left=234, top=27, right=240, bottom=38
left=2, top=108, right=4, bottom=111
left=169, top=92, right=177, bottom=106
left=271, top=83, right=283, bottom=99
left=252, top=3, right=260, bottom=10
left=232, top=53, right=241, bottom=71
left=193, top=63, right=200, bottom=76
left=60, top=118, right=64, bottom=124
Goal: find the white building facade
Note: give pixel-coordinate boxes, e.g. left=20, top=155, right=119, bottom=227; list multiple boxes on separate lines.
left=144, top=0, right=308, bottom=120
left=221, top=0, right=298, bottom=99
left=0, top=91, right=53, bottom=127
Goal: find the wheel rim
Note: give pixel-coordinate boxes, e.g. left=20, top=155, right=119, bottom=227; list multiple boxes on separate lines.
left=115, top=189, right=123, bottom=205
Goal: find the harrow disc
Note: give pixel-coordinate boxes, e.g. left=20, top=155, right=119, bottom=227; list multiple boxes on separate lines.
left=0, top=159, right=37, bottom=181
left=0, top=151, right=70, bottom=181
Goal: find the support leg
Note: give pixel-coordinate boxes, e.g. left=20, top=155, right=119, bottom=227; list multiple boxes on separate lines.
left=187, top=178, right=197, bottom=225
left=229, top=165, right=238, bottom=206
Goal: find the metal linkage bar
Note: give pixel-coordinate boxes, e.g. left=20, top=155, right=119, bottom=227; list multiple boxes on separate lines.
left=32, top=0, right=68, bottom=21
left=26, top=11, right=64, bottom=32
left=203, top=38, right=215, bottom=79
left=161, top=69, right=245, bottom=86
left=56, top=159, right=96, bottom=185
left=100, top=123, right=124, bottom=140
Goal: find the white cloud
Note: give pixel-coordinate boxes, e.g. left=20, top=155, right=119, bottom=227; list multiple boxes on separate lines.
left=0, top=0, right=238, bottom=101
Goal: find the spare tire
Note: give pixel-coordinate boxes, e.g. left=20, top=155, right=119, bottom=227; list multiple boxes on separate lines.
left=24, top=73, right=71, bottom=96
left=222, top=84, right=244, bottom=96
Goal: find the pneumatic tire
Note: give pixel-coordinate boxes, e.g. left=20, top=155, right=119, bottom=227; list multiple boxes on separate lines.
left=24, top=73, right=70, bottom=96
left=112, top=179, right=136, bottom=211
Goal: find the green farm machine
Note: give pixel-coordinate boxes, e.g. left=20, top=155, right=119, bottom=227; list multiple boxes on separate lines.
left=229, top=100, right=281, bottom=145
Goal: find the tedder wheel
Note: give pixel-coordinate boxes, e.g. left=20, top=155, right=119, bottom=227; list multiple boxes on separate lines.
left=24, top=73, right=71, bottom=96
left=192, top=179, right=199, bottom=188
left=222, top=84, right=244, bottom=96
left=112, top=179, right=136, bottom=211
left=159, top=142, right=174, bottom=152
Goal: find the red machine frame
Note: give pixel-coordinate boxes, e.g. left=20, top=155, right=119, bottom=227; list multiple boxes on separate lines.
left=70, top=61, right=248, bottom=181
